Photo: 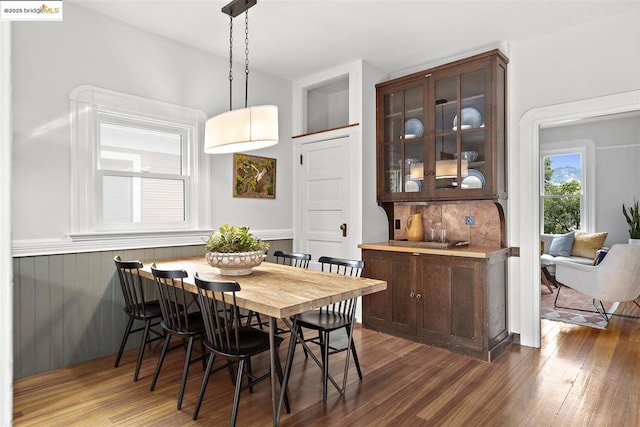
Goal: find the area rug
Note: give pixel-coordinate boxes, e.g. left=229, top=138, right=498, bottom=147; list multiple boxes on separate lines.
left=541, top=285, right=619, bottom=329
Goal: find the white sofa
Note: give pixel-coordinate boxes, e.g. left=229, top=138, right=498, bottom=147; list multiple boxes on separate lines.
left=540, top=233, right=595, bottom=269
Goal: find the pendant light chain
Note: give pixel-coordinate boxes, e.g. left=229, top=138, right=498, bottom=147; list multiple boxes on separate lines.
left=228, top=15, right=234, bottom=111
left=244, top=6, right=249, bottom=108
left=204, top=0, right=279, bottom=154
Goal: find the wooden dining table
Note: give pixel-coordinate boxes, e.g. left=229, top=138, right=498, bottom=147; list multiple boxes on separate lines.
left=139, top=256, right=386, bottom=426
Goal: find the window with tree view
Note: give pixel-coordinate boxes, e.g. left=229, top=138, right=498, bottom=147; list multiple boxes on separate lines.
left=541, top=152, right=583, bottom=234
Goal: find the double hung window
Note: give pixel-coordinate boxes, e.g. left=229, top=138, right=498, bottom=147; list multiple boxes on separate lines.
left=71, top=86, right=209, bottom=237
left=540, top=140, right=595, bottom=234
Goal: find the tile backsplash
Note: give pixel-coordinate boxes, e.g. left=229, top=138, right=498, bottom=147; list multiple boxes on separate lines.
left=393, top=201, right=504, bottom=247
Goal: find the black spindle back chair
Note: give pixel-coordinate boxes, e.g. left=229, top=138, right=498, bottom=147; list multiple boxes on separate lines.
left=192, top=274, right=290, bottom=424
left=286, top=256, right=365, bottom=402
left=274, top=250, right=312, bottom=269
left=150, top=265, right=205, bottom=410
left=113, top=256, right=163, bottom=381
left=246, top=250, right=313, bottom=334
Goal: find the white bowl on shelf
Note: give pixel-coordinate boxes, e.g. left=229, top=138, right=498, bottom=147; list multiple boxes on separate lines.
left=452, top=107, right=482, bottom=130
left=405, top=118, right=424, bottom=137
left=461, top=169, right=485, bottom=189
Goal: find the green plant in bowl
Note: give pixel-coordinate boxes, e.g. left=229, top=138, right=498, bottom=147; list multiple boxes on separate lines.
left=204, top=225, right=269, bottom=276
left=205, top=224, right=269, bottom=253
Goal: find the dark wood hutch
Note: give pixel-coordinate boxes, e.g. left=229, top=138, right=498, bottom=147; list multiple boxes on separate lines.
left=361, top=50, right=511, bottom=361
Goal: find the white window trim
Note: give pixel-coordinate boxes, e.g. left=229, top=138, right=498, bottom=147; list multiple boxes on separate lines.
left=70, top=85, right=211, bottom=240
left=540, top=139, right=596, bottom=233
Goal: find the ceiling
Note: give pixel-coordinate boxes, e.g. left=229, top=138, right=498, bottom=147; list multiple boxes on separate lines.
left=70, top=0, right=639, bottom=81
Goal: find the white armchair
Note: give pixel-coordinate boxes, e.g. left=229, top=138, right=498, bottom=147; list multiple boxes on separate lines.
left=554, top=244, right=640, bottom=322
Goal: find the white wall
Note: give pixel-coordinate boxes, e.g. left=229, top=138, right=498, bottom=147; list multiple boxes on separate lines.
left=361, top=61, right=388, bottom=244
left=11, top=3, right=293, bottom=245
left=541, top=114, right=640, bottom=245
left=1, top=20, right=13, bottom=427
left=508, top=9, right=640, bottom=342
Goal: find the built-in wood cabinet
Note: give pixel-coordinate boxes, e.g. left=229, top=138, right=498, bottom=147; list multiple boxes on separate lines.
left=376, top=50, right=508, bottom=203
left=361, top=246, right=511, bottom=361
left=361, top=250, right=415, bottom=337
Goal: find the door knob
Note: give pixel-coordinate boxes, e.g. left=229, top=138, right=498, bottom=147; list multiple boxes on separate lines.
left=340, top=223, right=347, bottom=237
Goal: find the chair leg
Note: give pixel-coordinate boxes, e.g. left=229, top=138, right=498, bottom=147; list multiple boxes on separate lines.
left=200, top=337, right=207, bottom=371
left=553, top=284, right=563, bottom=307
left=298, top=328, right=308, bottom=358
left=247, top=357, right=254, bottom=393
left=133, top=319, right=152, bottom=382
left=347, top=326, right=363, bottom=380
left=114, top=316, right=134, bottom=368
left=322, top=331, right=330, bottom=403
left=193, top=352, right=216, bottom=420
left=228, top=361, right=237, bottom=386
left=150, top=334, right=171, bottom=391
left=245, top=310, right=255, bottom=327
left=177, top=336, right=194, bottom=410
left=594, top=300, right=610, bottom=322
left=246, top=311, right=265, bottom=330
left=555, top=285, right=612, bottom=323
left=231, top=359, right=245, bottom=426
left=317, top=330, right=324, bottom=367
left=255, top=312, right=265, bottom=330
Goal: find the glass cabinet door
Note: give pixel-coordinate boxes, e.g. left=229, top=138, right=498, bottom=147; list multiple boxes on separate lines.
left=459, top=70, right=486, bottom=192
left=376, top=50, right=507, bottom=205
left=381, top=85, right=424, bottom=196
left=432, top=68, right=487, bottom=195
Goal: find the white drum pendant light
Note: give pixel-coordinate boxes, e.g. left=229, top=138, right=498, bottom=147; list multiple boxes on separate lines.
left=204, top=0, right=278, bottom=154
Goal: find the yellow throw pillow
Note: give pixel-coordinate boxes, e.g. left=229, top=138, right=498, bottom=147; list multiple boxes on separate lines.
left=571, top=231, right=608, bottom=259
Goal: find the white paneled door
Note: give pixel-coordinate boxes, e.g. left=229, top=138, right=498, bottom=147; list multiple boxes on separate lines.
left=300, top=135, right=357, bottom=261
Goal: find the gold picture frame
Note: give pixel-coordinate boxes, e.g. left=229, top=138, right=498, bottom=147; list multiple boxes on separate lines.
left=233, top=153, right=276, bottom=199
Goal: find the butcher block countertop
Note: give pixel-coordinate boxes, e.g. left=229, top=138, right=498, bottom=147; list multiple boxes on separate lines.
left=358, top=242, right=509, bottom=260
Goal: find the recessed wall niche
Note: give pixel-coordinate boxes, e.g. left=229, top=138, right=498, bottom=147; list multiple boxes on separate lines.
left=305, top=75, right=349, bottom=134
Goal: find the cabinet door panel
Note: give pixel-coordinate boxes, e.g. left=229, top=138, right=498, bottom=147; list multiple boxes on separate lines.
left=451, top=265, right=477, bottom=339
left=487, top=260, right=507, bottom=341
left=391, top=256, right=414, bottom=329
left=421, top=263, right=450, bottom=334
left=363, top=253, right=393, bottom=322
left=362, top=250, right=415, bottom=336
left=418, top=255, right=482, bottom=349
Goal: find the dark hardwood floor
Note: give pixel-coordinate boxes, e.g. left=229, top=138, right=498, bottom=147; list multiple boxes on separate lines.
left=13, top=302, right=640, bottom=426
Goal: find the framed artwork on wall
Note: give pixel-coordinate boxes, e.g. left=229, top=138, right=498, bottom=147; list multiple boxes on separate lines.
left=233, top=153, right=276, bottom=199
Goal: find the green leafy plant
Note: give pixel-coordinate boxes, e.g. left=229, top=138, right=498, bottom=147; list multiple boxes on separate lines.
left=204, top=224, right=269, bottom=253
left=622, top=199, right=640, bottom=239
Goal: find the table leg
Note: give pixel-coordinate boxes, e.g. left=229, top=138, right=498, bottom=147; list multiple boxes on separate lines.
left=541, top=265, right=557, bottom=292
left=269, top=317, right=277, bottom=426
left=277, top=318, right=298, bottom=425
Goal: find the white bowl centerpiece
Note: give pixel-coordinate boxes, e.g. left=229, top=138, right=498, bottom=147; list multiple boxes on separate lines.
left=204, top=224, right=269, bottom=276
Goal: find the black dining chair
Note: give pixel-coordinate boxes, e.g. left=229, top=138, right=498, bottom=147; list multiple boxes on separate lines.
left=113, top=256, right=163, bottom=382
left=150, top=265, right=205, bottom=410
left=287, top=256, right=364, bottom=402
left=192, top=274, right=290, bottom=424
left=245, top=250, right=313, bottom=334
left=273, top=250, right=312, bottom=268
left=246, top=250, right=311, bottom=334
